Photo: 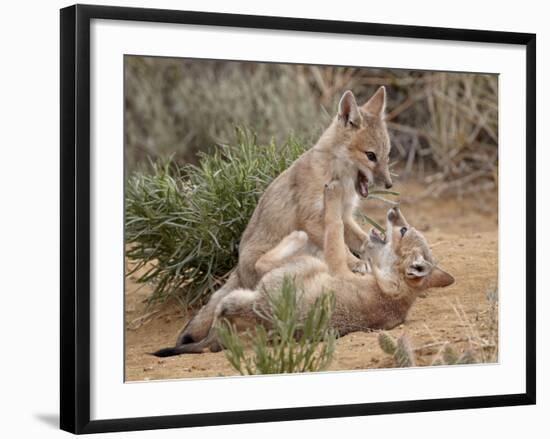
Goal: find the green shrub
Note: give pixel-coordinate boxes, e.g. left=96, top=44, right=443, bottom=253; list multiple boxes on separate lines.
left=216, top=277, right=337, bottom=375
left=377, top=332, right=416, bottom=368
left=377, top=332, right=477, bottom=368
left=125, top=129, right=307, bottom=305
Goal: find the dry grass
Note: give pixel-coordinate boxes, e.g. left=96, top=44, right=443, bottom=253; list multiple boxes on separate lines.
left=124, top=58, right=327, bottom=171
left=378, top=291, right=498, bottom=367
left=125, top=57, right=498, bottom=195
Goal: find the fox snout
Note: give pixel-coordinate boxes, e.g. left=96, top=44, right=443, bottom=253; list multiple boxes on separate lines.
left=368, top=169, right=392, bottom=189
left=382, top=168, right=393, bottom=189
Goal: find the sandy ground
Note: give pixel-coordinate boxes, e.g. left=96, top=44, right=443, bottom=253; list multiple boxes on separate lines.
left=125, top=183, right=498, bottom=381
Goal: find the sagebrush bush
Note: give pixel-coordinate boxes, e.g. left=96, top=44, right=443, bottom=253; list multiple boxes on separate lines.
left=216, top=277, right=337, bottom=375
left=125, top=129, right=307, bottom=305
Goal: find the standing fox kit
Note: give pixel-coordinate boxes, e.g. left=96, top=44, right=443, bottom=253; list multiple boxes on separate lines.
left=154, top=181, right=454, bottom=357
left=177, top=87, right=393, bottom=345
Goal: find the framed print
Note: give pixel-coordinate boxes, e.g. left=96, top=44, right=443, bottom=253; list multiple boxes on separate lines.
left=60, top=4, right=536, bottom=434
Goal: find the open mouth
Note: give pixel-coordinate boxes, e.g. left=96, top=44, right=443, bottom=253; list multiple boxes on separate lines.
left=355, top=170, right=369, bottom=198
left=369, top=227, right=386, bottom=244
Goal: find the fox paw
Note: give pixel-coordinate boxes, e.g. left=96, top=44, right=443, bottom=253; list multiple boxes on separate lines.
left=283, top=230, right=309, bottom=251
left=288, top=230, right=308, bottom=244
left=350, top=260, right=369, bottom=274
left=324, top=180, right=344, bottom=217
left=348, top=252, right=369, bottom=274
left=324, top=180, right=344, bottom=200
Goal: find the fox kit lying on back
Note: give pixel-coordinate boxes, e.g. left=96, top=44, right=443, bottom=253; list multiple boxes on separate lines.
left=154, top=180, right=454, bottom=357
left=176, top=87, right=394, bottom=346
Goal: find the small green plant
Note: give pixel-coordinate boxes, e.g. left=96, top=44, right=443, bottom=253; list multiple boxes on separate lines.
left=378, top=332, right=476, bottom=367
left=430, top=343, right=475, bottom=366
left=216, top=277, right=337, bottom=375
left=377, top=294, right=498, bottom=368
left=378, top=332, right=416, bottom=367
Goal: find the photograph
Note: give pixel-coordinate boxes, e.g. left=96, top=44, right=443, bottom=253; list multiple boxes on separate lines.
left=123, top=56, right=499, bottom=381
left=0, top=0, right=542, bottom=436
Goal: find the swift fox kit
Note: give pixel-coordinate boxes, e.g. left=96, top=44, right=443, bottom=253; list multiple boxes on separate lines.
left=177, top=87, right=394, bottom=346
left=154, top=180, right=454, bottom=357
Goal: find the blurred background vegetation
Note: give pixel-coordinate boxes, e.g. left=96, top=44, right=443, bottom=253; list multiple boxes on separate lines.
left=125, top=56, right=498, bottom=193
left=125, top=56, right=498, bottom=305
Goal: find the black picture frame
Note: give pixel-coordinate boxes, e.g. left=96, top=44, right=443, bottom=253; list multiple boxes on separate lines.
left=60, top=4, right=536, bottom=434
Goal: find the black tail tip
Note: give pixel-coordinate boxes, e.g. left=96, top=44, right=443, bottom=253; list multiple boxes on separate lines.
left=179, top=334, right=195, bottom=345
left=151, top=346, right=179, bottom=357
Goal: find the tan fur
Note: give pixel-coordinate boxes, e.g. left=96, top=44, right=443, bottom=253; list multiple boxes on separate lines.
left=166, top=181, right=454, bottom=356
left=178, top=88, right=394, bottom=344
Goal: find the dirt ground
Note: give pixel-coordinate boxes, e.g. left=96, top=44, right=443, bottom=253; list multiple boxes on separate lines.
left=125, top=182, right=498, bottom=381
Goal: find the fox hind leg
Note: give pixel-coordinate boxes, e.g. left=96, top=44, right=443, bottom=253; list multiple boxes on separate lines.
left=254, top=231, right=309, bottom=277
left=154, top=288, right=260, bottom=357
left=176, top=231, right=307, bottom=347
left=176, top=271, right=240, bottom=346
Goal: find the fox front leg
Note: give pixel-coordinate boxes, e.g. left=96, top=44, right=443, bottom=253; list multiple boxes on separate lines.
left=323, top=181, right=354, bottom=276
left=343, top=218, right=370, bottom=273
left=343, top=215, right=370, bottom=250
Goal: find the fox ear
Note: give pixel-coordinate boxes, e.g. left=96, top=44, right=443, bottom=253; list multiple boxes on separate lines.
left=426, top=267, right=455, bottom=289
left=338, top=90, right=361, bottom=127
left=406, top=257, right=430, bottom=279
left=362, top=86, right=386, bottom=116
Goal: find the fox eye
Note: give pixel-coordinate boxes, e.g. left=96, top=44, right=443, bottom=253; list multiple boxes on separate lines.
left=400, top=227, right=407, bottom=237
left=365, top=151, right=377, bottom=162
